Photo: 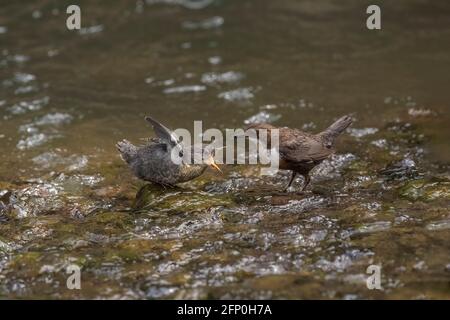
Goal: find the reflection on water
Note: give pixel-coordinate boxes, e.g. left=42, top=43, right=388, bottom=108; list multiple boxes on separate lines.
left=0, top=0, right=449, bottom=299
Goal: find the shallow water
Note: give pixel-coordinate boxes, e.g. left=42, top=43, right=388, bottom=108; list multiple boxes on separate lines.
left=0, top=0, right=449, bottom=299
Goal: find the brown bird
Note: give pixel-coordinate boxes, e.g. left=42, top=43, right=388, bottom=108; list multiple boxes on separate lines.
left=245, top=115, right=353, bottom=192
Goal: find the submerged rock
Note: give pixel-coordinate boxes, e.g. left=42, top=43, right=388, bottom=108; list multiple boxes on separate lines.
left=133, top=184, right=234, bottom=213
left=2, top=173, right=108, bottom=219
left=398, top=178, right=450, bottom=202
left=380, top=158, right=419, bottom=181
left=426, top=219, right=450, bottom=231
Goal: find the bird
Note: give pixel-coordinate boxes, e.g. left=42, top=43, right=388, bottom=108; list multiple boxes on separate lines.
left=116, top=116, right=221, bottom=187
left=245, top=115, right=353, bottom=192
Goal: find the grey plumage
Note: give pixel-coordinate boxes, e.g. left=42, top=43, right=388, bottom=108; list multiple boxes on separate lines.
left=117, top=116, right=218, bottom=186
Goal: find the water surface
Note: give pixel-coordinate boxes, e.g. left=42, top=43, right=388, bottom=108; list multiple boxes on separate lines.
left=0, top=0, right=449, bottom=299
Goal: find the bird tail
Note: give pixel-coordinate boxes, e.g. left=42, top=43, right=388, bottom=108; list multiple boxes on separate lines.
left=116, top=139, right=137, bottom=164
left=320, top=115, right=353, bottom=143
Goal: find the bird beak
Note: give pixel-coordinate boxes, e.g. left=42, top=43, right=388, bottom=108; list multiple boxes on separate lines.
left=206, top=155, right=222, bottom=173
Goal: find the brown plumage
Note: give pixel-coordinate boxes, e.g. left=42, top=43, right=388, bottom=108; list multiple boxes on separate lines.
left=245, top=115, right=353, bottom=192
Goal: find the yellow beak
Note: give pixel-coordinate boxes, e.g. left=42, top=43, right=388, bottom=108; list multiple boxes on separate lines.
left=210, top=161, right=222, bottom=173
left=207, top=156, right=222, bottom=173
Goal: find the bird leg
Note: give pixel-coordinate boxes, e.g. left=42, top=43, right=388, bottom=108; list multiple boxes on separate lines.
left=301, top=174, right=311, bottom=191
left=283, top=172, right=297, bottom=192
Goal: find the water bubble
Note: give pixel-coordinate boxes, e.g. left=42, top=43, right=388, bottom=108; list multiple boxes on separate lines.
left=32, top=10, right=42, bottom=19
left=8, top=96, right=49, bottom=115
left=79, top=25, right=104, bottom=35
left=348, top=127, right=378, bottom=138
left=218, top=87, right=255, bottom=102
left=163, top=85, right=206, bottom=94
left=17, top=133, right=49, bottom=150
left=14, top=73, right=36, bottom=83
left=201, top=71, right=244, bottom=85
left=208, top=56, right=222, bottom=65
left=244, top=111, right=281, bottom=124
left=182, top=16, right=224, bottom=30
left=34, top=113, right=73, bottom=126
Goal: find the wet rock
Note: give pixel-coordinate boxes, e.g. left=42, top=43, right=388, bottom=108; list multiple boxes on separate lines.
left=426, top=219, right=450, bottom=231
left=32, top=152, right=88, bottom=171
left=398, top=178, right=450, bottom=202
left=0, top=201, right=8, bottom=222
left=380, top=158, right=418, bottom=181
left=3, top=173, right=107, bottom=218
left=204, top=176, right=264, bottom=194
left=8, top=183, right=63, bottom=218
left=84, top=211, right=134, bottom=236
left=313, top=153, right=357, bottom=180
left=270, top=193, right=306, bottom=206
left=133, top=184, right=234, bottom=212
left=314, top=249, right=373, bottom=273
left=354, top=221, right=392, bottom=235
left=0, top=189, right=11, bottom=220
left=270, top=195, right=328, bottom=214
left=384, top=121, right=426, bottom=146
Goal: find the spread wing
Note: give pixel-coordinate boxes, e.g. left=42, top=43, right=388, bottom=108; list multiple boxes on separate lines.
left=279, top=129, right=332, bottom=164
left=145, top=116, right=180, bottom=147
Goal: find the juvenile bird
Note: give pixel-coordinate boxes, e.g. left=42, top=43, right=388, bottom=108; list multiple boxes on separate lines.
left=246, top=115, right=353, bottom=192
left=117, top=116, right=221, bottom=187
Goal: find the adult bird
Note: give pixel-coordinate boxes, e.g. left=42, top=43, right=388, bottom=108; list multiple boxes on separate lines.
left=245, top=115, right=353, bottom=192
left=117, top=116, right=221, bottom=187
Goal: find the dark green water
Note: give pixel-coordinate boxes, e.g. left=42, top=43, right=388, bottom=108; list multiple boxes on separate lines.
left=0, top=0, right=449, bottom=299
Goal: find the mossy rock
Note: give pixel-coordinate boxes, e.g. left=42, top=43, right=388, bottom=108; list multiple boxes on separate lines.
left=8, top=251, right=43, bottom=277
left=81, top=211, right=135, bottom=235
left=399, top=179, right=450, bottom=202
left=132, top=184, right=234, bottom=212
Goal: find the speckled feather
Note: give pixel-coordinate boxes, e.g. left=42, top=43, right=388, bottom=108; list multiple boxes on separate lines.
left=246, top=115, right=353, bottom=190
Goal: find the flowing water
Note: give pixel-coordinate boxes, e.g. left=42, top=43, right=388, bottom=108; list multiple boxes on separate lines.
left=0, top=0, right=449, bottom=299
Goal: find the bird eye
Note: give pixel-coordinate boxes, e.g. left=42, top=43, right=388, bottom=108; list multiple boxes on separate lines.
left=179, top=151, right=184, bottom=157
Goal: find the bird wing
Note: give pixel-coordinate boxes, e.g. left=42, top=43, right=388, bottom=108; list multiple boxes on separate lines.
left=279, top=129, right=331, bottom=164
left=145, top=116, right=180, bottom=147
